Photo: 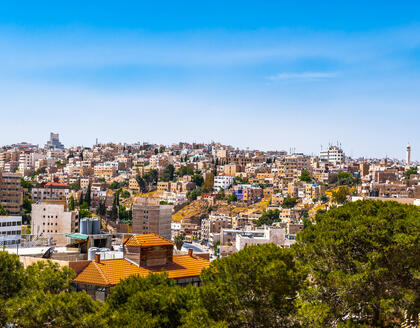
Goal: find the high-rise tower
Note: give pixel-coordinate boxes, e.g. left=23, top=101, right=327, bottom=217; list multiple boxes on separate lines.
left=406, top=144, right=411, bottom=166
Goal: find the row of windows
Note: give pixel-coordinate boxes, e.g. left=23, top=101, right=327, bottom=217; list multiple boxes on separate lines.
left=1, top=230, right=21, bottom=235
left=0, top=239, right=21, bottom=246
left=0, top=221, right=21, bottom=226
left=43, top=215, right=59, bottom=219
left=43, top=222, right=58, bottom=226
left=42, top=230, right=58, bottom=233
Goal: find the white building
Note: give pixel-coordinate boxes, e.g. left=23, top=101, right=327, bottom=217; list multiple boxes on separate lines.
left=0, top=216, right=22, bottom=247
left=214, top=175, right=234, bottom=191
left=320, top=146, right=345, bottom=164
left=31, top=203, right=78, bottom=245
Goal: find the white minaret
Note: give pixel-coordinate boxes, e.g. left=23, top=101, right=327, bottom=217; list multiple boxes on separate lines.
left=406, top=143, right=411, bottom=166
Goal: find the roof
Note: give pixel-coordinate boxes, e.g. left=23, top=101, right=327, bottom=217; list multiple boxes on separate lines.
left=66, top=233, right=89, bottom=240
left=73, top=255, right=210, bottom=286
left=45, top=182, right=69, bottom=188
left=124, top=233, right=174, bottom=247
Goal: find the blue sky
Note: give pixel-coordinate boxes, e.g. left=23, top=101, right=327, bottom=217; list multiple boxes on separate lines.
left=0, top=1, right=419, bottom=160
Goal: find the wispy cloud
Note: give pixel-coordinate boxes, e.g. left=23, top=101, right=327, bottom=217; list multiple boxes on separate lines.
left=267, top=71, right=338, bottom=81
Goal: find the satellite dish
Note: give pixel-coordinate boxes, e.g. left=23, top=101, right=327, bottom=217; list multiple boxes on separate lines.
left=42, top=246, right=55, bottom=259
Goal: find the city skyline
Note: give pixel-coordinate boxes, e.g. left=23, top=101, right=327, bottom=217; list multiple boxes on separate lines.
left=1, top=133, right=417, bottom=163
left=0, top=2, right=419, bottom=159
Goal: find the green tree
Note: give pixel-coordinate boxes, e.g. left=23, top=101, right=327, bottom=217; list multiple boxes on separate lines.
left=187, top=188, right=202, bottom=201
left=161, top=164, right=175, bottom=182
left=109, top=181, right=121, bottom=190
left=192, top=174, right=204, bottom=187
left=85, top=184, right=92, bottom=207
left=174, top=234, right=184, bottom=250
left=299, top=170, right=312, bottom=182
left=201, top=244, right=304, bottom=328
left=282, top=197, right=298, bottom=208
left=337, top=171, right=355, bottom=185
left=319, top=194, right=329, bottom=203
left=97, top=200, right=106, bottom=217
left=136, top=175, right=148, bottom=193
left=202, top=173, right=214, bottom=193
left=405, top=166, right=418, bottom=179
left=331, top=186, right=351, bottom=204
left=106, top=274, right=202, bottom=328
left=0, top=205, right=8, bottom=215
left=119, top=205, right=132, bottom=224
left=20, top=178, right=33, bottom=190
left=254, top=209, right=280, bottom=226
left=69, top=180, right=80, bottom=191
left=68, top=195, right=75, bottom=211
left=120, top=190, right=131, bottom=198
left=234, top=176, right=249, bottom=185
left=296, top=200, right=420, bottom=327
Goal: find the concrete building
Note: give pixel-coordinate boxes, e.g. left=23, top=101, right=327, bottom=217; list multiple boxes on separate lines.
left=320, top=146, right=345, bottom=164
left=32, top=182, right=70, bottom=202
left=406, top=144, right=411, bottom=166
left=45, top=132, right=65, bottom=150
left=31, top=202, right=78, bottom=245
left=132, top=198, right=172, bottom=240
left=0, top=216, right=22, bottom=247
left=0, top=171, right=23, bottom=215
left=214, top=175, right=234, bottom=191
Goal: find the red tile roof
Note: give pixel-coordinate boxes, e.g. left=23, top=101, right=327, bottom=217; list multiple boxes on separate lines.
left=73, top=255, right=210, bottom=286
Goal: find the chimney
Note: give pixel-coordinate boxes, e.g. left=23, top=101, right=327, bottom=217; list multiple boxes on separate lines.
left=95, top=253, right=101, bottom=263
left=188, top=248, right=193, bottom=257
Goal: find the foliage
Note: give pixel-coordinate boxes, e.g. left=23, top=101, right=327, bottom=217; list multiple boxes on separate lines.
left=68, top=195, right=75, bottom=211
left=296, top=200, right=420, bottom=327
left=331, top=186, right=351, bottom=204
left=119, top=205, right=132, bottom=224
left=234, top=176, right=249, bottom=184
left=143, top=169, right=158, bottom=186
left=79, top=207, right=93, bottom=218
left=187, top=188, right=202, bottom=201
left=320, top=194, right=329, bottom=203
left=201, top=244, right=304, bottom=328
left=85, top=184, right=92, bottom=206
left=202, top=172, right=214, bottom=193
left=106, top=274, right=202, bottom=328
left=69, top=180, right=81, bottom=191
left=254, top=209, right=280, bottom=226
left=191, top=174, right=204, bottom=187
left=20, top=178, right=33, bottom=190
left=161, top=164, right=176, bottom=182
left=30, top=167, right=46, bottom=179
left=120, top=190, right=131, bottom=198
left=282, top=197, right=298, bottom=208
left=97, top=201, right=106, bottom=217
left=337, top=171, right=355, bottom=185
left=174, top=234, right=184, bottom=250
left=0, top=205, right=8, bottom=216
left=226, top=193, right=238, bottom=203
left=136, top=175, right=148, bottom=193
left=109, top=181, right=122, bottom=190
left=0, top=252, right=25, bottom=300
left=405, top=166, right=418, bottom=179
left=177, top=166, right=194, bottom=177
left=299, top=169, right=312, bottom=182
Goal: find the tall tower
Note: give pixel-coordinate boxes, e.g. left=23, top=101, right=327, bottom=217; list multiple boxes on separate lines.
left=406, top=143, right=411, bottom=166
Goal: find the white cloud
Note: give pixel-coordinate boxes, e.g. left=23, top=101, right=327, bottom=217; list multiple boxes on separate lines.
left=267, top=71, right=338, bottom=81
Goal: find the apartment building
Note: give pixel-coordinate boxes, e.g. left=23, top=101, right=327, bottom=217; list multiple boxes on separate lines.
left=0, top=215, right=22, bottom=246
left=31, top=202, right=78, bottom=245
left=131, top=197, right=172, bottom=240
left=0, top=171, right=23, bottom=215
left=214, top=175, right=234, bottom=191
left=32, top=182, right=70, bottom=202
left=320, top=146, right=345, bottom=164
left=201, top=214, right=232, bottom=245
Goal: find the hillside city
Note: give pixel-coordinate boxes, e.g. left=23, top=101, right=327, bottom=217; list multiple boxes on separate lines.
left=0, top=133, right=419, bottom=327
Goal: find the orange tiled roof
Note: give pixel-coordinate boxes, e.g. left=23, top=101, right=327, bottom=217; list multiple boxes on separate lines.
left=124, top=233, right=174, bottom=247
left=73, top=255, right=210, bottom=286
